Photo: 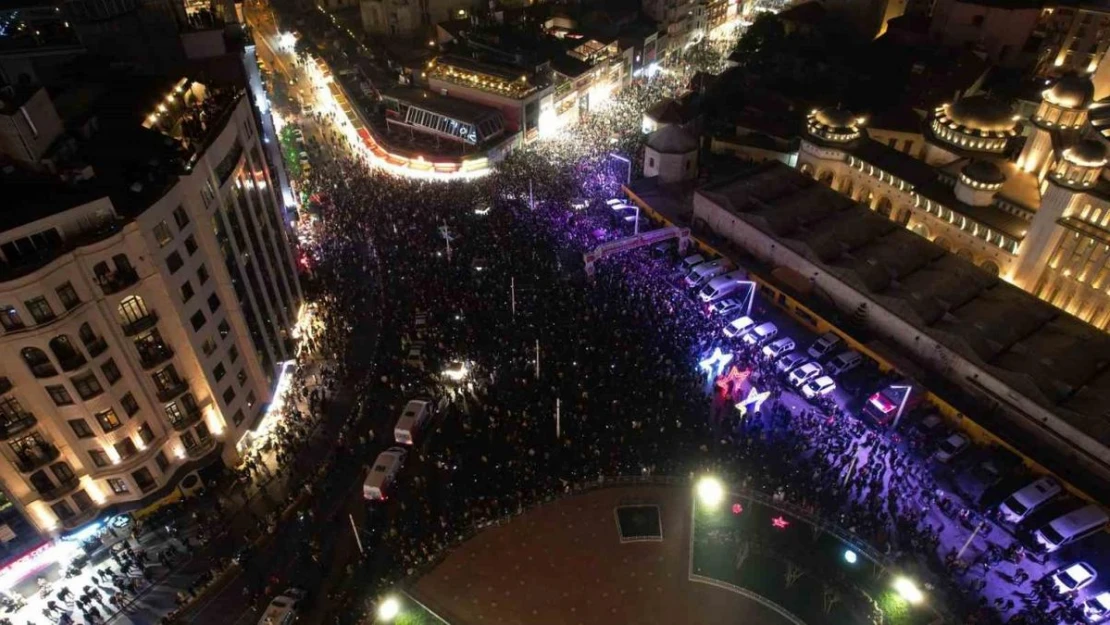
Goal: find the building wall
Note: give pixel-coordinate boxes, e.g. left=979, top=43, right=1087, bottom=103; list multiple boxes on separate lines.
left=929, top=0, right=1039, bottom=67
left=0, top=87, right=65, bottom=165
left=691, top=188, right=1110, bottom=487
left=1036, top=4, right=1110, bottom=85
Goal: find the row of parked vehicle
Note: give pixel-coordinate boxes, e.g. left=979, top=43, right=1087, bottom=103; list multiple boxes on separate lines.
left=362, top=397, right=435, bottom=501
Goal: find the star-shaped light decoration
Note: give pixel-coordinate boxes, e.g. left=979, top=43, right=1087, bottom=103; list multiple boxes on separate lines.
left=735, top=386, right=771, bottom=417
left=715, top=365, right=751, bottom=392
left=771, top=516, right=790, bottom=530
left=698, top=347, right=734, bottom=377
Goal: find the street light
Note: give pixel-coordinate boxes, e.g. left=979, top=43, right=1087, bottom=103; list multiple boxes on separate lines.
left=608, top=153, right=632, bottom=185
left=843, top=549, right=858, bottom=564
left=696, top=476, right=724, bottom=510
left=377, top=597, right=401, bottom=622
left=892, top=576, right=924, bottom=604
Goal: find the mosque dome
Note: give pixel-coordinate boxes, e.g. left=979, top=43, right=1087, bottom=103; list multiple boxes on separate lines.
left=1064, top=139, right=1109, bottom=168
left=806, top=107, right=862, bottom=143
left=646, top=125, right=698, bottom=154
left=962, top=160, right=1006, bottom=186
left=945, top=96, right=1017, bottom=133
left=1044, top=73, right=1095, bottom=109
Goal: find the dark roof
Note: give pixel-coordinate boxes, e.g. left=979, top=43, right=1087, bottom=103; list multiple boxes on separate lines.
left=954, top=0, right=1042, bottom=8
left=850, top=137, right=936, bottom=186
left=382, top=86, right=502, bottom=124
left=867, top=107, right=924, bottom=134
left=778, top=1, right=827, bottom=24
left=549, top=54, right=592, bottom=79
left=645, top=98, right=687, bottom=125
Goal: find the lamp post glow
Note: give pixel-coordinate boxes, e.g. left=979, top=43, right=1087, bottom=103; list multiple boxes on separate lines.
left=843, top=549, right=858, bottom=564
left=893, top=577, right=924, bottom=604
left=377, top=597, right=401, bottom=622
left=696, top=476, right=725, bottom=510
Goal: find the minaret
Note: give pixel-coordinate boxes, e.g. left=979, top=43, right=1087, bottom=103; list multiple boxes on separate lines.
left=1017, top=73, right=1095, bottom=181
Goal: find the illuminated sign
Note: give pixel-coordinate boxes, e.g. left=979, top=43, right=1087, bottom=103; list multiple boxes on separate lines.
left=734, top=386, right=771, bottom=416
left=699, top=347, right=734, bottom=377
left=715, top=366, right=751, bottom=392
left=771, top=516, right=790, bottom=529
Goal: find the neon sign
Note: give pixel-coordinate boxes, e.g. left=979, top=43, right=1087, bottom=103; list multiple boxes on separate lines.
left=699, top=347, right=734, bottom=377
left=715, top=366, right=751, bottom=392
left=735, top=386, right=771, bottom=416
left=772, top=516, right=790, bottom=530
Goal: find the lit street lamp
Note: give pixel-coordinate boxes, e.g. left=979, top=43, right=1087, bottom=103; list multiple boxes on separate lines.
left=696, top=475, right=725, bottom=510
left=377, top=596, right=401, bottom=622
left=892, top=576, right=924, bottom=604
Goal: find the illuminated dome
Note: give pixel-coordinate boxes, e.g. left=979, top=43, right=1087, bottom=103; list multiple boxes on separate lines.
left=806, top=107, right=862, bottom=143
left=962, top=160, right=1006, bottom=185
left=646, top=125, right=698, bottom=154
left=1044, top=74, right=1095, bottom=109
left=1064, top=139, right=1109, bottom=168
left=930, top=96, right=1017, bottom=154
left=945, top=96, right=1016, bottom=133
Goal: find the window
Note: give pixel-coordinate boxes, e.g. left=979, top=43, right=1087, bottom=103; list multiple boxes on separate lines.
left=52, top=462, right=75, bottom=482
left=237, top=368, right=247, bottom=387
left=95, top=409, right=122, bottom=433
left=246, top=391, right=256, bottom=408
left=152, top=365, right=182, bottom=393
left=214, top=362, right=226, bottom=382
left=185, top=235, right=198, bottom=256
left=207, top=293, right=221, bottom=313
left=229, top=345, right=239, bottom=363
left=173, top=206, right=190, bottom=230
left=115, top=438, right=137, bottom=460
left=198, top=264, right=209, bottom=284
left=0, top=306, right=23, bottom=331
left=68, top=419, right=94, bottom=439
left=232, top=409, right=245, bottom=426
left=155, top=451, right=170, bottom=473
left=89, top=449, right=110, bottom=468
left=153, top=221, right=173, bottom=247
left=72, top=490, right=94, bottom=511
left=181, top=281, right=195, bottom=302
left=201, top=338, right=217, bottom=357
left=55, top=282, right=80, bottom=310
left=46, top=385, right=74, bottom=406
left=137, top=422, right=155, bottom=445
left=222, top=386, right=236, bottom=405
left=195, top=421, right=211, bottom=442
left=166, top=251, right=184, bottom=274
left=648, top=157, right=655, bottom=168
left=51, top=501, right=75, bottom=521
left=121, top=392, right=140, bottom=417
left=218, top=320, right=230, bottom=339
left=101, top=359, right=121, bottom=385
left=72, top=372, right=103, bottom=400
left=107, top=478, right=129, bottom=494
left=24, top=296, right=55, bottom=324
left=180, top=431, right=197, bottom=450
left=190, top=310, right=206, bottom=331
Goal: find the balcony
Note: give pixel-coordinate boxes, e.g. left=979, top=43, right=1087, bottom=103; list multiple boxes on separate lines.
left=86, top=337, right=109, bottom=358
left=16, top=445, right=60, bottom=473
left=61, top=507, right=99, bottom=530
left=97, top=267, right=140, bottom=295
left=58, top=353, right=88, bottom=372
left=0, top=377, right=11, bottom=394
left=156, top=379, right=189, bottom=402
left=37, top=476, right=80, bottom=501
left=0, top=413, right=37, bottom=440
left=139, top=344, right=175, bottom=369
left=121, top=311, right=159, bottom=336
left=170, top=407, right=202, bottom=431
left=185, top=436, right=217, bottom=458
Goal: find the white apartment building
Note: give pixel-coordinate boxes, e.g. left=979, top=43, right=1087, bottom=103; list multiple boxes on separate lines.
left=0, top=77, right=302, bottom=539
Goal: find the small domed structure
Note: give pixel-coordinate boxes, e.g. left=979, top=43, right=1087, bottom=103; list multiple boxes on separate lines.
left=806, top=107, right=862, bottom=143
left=1043, top=74, right=1095, bottom=109
left=956, top=160, right=1006, bottom=206
left=931, top=96, right=1018, bottom=154
left=644, top=125, right=698, bottom=183
left=1051, top=139, right=1108, bottom=189
left=1064, top=139, right=1109, bottom=168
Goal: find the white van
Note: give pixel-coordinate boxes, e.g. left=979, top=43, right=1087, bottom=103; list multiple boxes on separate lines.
left=698, top=270, right=748, bottom=303
left=681, top=254, right=705, bottom=269
left=258, top=589, right=306, bottom=625
left=723, top=316, right=756, bottom=338
left=1034, top=505, right=1109, bottom=553
left=394, top=400, right=432, bottom=445
left=362, top=447, right=408, bottom=501
left=684, top=259, right=732, bottom=288
left=826, top=350, right=862, bottom=375
left=999, top=477, right=1062, bottom=524
left=742, top=322, right=778, bottom=346
left=807, top=332, right=843, bottom=359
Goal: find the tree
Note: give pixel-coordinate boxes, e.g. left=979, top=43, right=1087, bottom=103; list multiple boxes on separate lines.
left=730, top=13, right=786, bottom=70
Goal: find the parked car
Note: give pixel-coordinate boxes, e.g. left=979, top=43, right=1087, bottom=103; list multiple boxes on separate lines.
left=1082, top=591, right=1110, bottom=622
left=788, top=362, right=823, bottom=387
left=802, top=376, right=836, bottom=399
left=806, top=332, right=842, bottom=360
left=762, top=337, right=796, bottom=359
left=709, top=298, right=744, bottom=317
left=741, top=322, right=778, bottom=346
left=953, top=446, right=1024, bottom=506
left=1035, top=505, right=1110, bottom=553
left=825, top=350, right=863, bottom=375
left=776, top=352, right=807, bottom=374
left=933, top=433, right=971, bottom=464
left=1051, top=562, right=1097, bottom=594
left=257, top=588, right=307, bottom=625
left=723, top=316, right=756, bottom=338
left=999, top=477, right=1062, bottom=524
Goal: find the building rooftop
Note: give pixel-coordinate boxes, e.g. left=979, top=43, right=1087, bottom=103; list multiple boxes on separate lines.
left=696, top=162, right=1110, bottom=446
left=381, top=86, right=503, bottom=124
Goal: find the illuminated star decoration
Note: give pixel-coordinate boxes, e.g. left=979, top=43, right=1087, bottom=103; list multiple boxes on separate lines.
left=731, top=503, right=744, bottom=515
left=699, top=347, right=734, bottom=377
left=715, top=366, right=751, bottom=393
left=735, top=386, right=772, bottom=417
left=771, top=516, right=790, bottom=530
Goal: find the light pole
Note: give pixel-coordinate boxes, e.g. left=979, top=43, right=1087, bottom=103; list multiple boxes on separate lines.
left=609, top=153, right=632, bottom=185
left=889, top=384, right=914, bottom=430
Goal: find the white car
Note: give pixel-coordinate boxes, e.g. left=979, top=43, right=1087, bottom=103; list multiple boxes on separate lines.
left=605, top=198, right=628, bottom=207
left=710, top=298, right=744, bottom=317
left=1083, top=591, right=1110, bottom=622
left=762, top=337, right=795, bottom=359
left=933, top=433, right=971, bottom=463
left=723, top=316, right=756, bottom=338
left=742, top=322, right=778, bottom=346
left=807, top=332, right=842, bottom=360
left=825, top=350, right=862, bottom=375
left=257, top=588, right=307, bottom=625
left=802, top=375, right=836, bottom=399
left=776, top=352, right=807, bottom=373
left=1051, top=562, right=1097, bottom=595
left=788, top=362, right=822, bottom=387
